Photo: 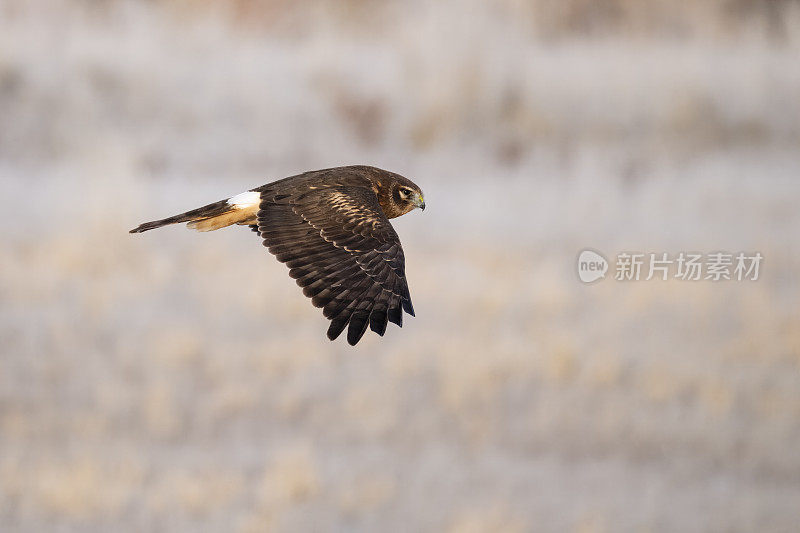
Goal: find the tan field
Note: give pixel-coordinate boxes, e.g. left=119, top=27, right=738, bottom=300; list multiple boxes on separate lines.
left=1, top=1, right=799, bottom=531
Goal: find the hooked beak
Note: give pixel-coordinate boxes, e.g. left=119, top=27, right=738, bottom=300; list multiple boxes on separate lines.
left=413, top=193, right=425, bottom=211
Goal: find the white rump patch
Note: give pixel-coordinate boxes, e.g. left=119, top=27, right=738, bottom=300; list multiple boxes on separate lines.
left=227, top=191, right=260, bottom=209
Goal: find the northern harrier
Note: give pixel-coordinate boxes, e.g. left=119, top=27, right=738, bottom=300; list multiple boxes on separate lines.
left=130, top=166, right=425, bottom=345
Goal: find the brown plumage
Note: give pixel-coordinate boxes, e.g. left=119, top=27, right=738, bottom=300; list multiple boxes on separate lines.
left=130, top=165, right=425, bottom=345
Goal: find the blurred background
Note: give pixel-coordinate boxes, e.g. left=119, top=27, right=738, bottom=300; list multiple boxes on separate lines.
left=1, top=0, right=800, bottom=531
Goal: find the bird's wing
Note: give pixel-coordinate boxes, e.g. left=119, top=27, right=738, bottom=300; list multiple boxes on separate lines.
left=257, top=185, right=414, bottom=345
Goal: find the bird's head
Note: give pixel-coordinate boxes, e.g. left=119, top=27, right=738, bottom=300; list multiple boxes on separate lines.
left=378, top=173, right=425, bottom=218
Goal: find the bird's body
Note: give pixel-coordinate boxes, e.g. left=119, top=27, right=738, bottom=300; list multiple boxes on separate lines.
left=130, top=166, right=425, bottom=345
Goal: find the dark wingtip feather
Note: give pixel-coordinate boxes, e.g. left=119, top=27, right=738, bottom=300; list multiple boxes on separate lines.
left=129, top=223, right=155, bottom=233
left=387, top=306, right=403, bottom=327
left=369, top=309, right=388, bottom=336
left=402, top=298, right=415, bottom=317
left=327, top=315, right=349, bottom=341
left=347, top=310, right=371, bottom=345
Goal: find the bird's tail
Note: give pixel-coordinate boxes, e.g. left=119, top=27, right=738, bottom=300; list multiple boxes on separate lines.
left=129, top=192, right=261, bottom=234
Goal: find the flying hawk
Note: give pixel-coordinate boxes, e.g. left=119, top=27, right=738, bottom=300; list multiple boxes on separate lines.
left=130, top=165, right=425, bottom=345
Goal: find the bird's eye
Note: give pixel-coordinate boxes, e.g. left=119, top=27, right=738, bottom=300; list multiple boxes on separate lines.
left=399, top=187, right=411, bottom=198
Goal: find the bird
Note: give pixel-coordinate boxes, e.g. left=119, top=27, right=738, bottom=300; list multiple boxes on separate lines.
left=130, top=165, right=425, bottom=345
